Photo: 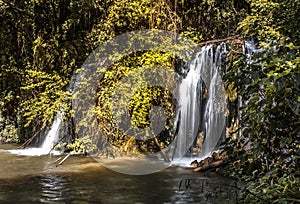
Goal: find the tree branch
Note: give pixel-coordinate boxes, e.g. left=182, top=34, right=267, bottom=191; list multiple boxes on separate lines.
left=199, top=34, right=243, bottom=46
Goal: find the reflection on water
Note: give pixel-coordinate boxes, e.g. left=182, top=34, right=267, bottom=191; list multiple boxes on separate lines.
left=39, top=175, right=69, bottom=203
left=0, top=144, right=241, bottom=204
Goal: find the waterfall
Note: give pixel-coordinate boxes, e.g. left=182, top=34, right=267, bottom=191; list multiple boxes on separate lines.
left=172, top=43, right=227, bottom=163
left=6, top=115, right=62, bottom=156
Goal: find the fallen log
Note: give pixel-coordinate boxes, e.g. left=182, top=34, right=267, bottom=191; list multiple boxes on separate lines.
left=194, top=159, right=228, bottom=172
left=191, top=150, right=229, bottom=172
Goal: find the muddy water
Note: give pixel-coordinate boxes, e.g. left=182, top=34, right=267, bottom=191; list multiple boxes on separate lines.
left=0, top=144, right=239, bottom=204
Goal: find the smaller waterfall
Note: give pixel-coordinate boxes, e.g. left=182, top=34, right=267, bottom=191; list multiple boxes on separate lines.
left=6, top=116, right=62, bottom=156
left=4, top=76, right=76, bottom=156
left=40, top=116, right=62, bottom=151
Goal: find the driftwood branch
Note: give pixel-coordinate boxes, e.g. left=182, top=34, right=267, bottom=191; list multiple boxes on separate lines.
left=153, top=136, right=170, bottom=162
left=53, top=156, right=62, bottom=164
left=199, top=34, right=242, bottom=46
left=17, top=131, right=40, bottom=149
left=56, top=153, right=71, bottom=167
left=47, top=134, right=69, bottom=154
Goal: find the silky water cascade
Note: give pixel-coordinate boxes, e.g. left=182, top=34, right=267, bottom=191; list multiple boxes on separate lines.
left=171, top=43, right=228, bottom=165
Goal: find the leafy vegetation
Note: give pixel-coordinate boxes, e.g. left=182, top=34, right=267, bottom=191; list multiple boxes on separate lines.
left=223, top=0, right=300, bottom=202
left=95, top=51, right=176, bottom=155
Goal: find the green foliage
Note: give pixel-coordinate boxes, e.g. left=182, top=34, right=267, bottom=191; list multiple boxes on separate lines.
left=95, top=51, right=175, bottom=155
left=224, top=1, right=300, bottom=202
left=87, top=0, right=181, bottom=47
left=238, top=0, right=300, bottom=45
left=177, top=0, right=249, bottom=40
left=242, top=171, right=300, bottom=203
left=65, top=137, right=97, bottom=154
left=21, top=70, right=70, bottom=128
left=238, top=0, right=282, bottom=41
left=0, top=111, right=19, bottom=143
left=0, top=0, right=103, bottom=141
left=225, top=45, right=299, bottom=202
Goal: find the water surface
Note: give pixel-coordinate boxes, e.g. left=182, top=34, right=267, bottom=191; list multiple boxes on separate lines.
left=0, top=144, right=239, bottom=204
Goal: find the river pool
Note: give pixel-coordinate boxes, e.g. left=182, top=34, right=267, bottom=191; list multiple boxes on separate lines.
left=0, top=144, right=240, bottom=204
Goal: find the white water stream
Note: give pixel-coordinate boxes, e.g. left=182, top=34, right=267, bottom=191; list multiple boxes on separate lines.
left=172, top=43, right=227, bottom=165
left=6, top=116, right=62, bottom=156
